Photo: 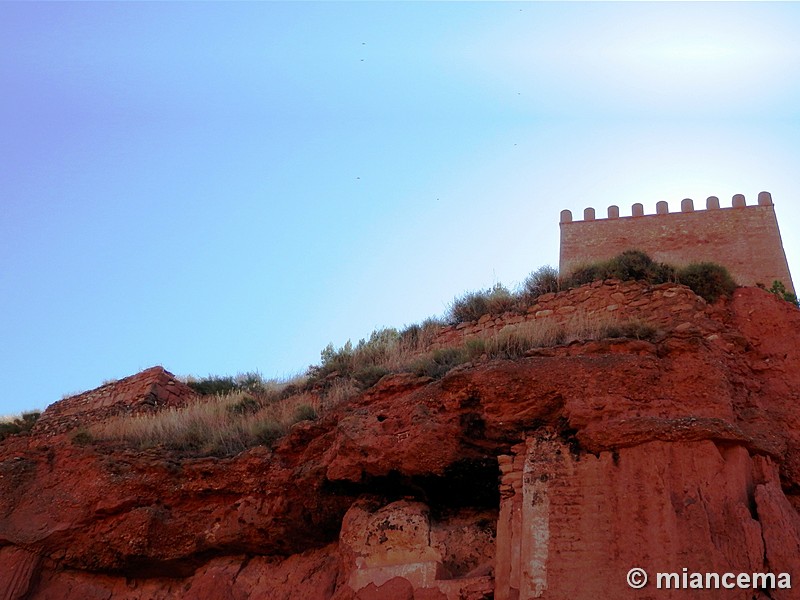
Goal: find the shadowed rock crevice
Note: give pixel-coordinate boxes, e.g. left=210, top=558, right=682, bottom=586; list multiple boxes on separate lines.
left=324, top=458, right=500, bottom=514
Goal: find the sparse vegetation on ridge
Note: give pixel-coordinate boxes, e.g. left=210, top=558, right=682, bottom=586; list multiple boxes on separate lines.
left=0, top=411, right=41, bottom=441
left=443, top=250, right=736, bottom=327
left=764, top=280, right=799, bottom=307
left=562, top=250, right=676, bottom=289
left=85, top=308, right=657, bottom=456
left=90, top=387, right=319, bottom=456
left=305, top=311, right=658, bottom=394
left=674, top=262, right=737, bottom=303
left=184, top=371, right=276, bottom=396
left=448, top=283, right=517, bottom=325
left=78, top=249, right=742, bottom=456
left=561, top=250, right=737, bottom=303
left=305, top=319, right=443, bottom=390
left=522, top=265, right=560, bottom=300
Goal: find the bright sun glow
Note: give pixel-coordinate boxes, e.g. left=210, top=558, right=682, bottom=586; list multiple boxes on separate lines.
left=461, top=5, right=800, bottom=117
left=655, top=41, right=738, bottom=63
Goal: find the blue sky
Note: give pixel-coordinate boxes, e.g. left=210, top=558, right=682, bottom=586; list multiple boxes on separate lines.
left=2, top=2, right=800, bottom=415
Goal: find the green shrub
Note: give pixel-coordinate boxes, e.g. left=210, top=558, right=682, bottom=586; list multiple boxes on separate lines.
left=486, top=330, right=531, bottom=359
left=563, top=250, right=674, bottom=288
left=186, top=375, right=237, bottom=396
left=448, top=283, right=517, bottom=324
left=523, top=266, right=560, bottom=300
left=20, top=411, right=41, bottom=427
left=648, top=261, right=678, bottom=284
left=399, top=323, right=422, bottom=345
left=226, top=395, right=260, bottom=415
left=564, top=263, right=605, bottom=287
left=71, top=428, right=93, bottom=446
left=186, top=371, right=273, bottom=396
left=0, top=421, right=21, bottom=439
left=605, top=250, right=658, bottom=281
left=676, top=263, right=737, bottom=303
left=448, top=290, right=488, bottom=323
left=309, top=327, right=403, bottom=385
left=398, top=317, right=444, bottom=349
left=353, top=365, right=390, bottom=389
left=233, top=372, right=271, bottom=392
left=314, top=341, right=354, bottom=378
left=252, top=420, right=284, bottom=446
left=464, top=337, right=488, bottom=360
left=767, top=280, right=799, bottom=307
left=355, top=328, right=400, bottom=365
left=411, top=347, right=469, bottom=379
left=293, top=404, right=318, bottom=423
left=563, top=251, right=735, bottom=303
left=0, top=411, right=41, bottom=441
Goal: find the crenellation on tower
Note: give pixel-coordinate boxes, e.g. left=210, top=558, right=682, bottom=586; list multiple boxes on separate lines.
left=559, top=191, right=794, bottom=293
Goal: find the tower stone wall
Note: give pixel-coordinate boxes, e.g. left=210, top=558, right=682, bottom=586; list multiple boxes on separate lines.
left=559, top=192, right=794, bottom=293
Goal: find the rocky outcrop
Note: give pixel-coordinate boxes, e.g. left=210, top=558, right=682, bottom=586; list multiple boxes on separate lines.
left=430, top=279, right=709, bottom=349
left=1, top=284, right=799, bottom=598
left=32, top=366, right=197, bottom=436
left=497, top=435, right=794, bottom=599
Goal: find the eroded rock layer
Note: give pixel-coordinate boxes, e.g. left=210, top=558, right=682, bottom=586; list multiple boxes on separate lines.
left=1, top=284, right=799, bottom=599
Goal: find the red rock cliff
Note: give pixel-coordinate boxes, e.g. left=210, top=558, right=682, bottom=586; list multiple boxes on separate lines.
left=1, top=283, right=799, bottom=599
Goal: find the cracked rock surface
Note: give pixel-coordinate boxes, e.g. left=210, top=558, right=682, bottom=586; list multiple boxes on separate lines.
left=1, top=285, right=799, bottom=599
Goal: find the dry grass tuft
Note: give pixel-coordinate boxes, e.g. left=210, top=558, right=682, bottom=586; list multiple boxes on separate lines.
left=91, top=387, right=319, bottom=456
left=91, top=311, right=658, bottom=455
left=320, top=378, right=360, bottom=411
left=456, top=311, right=656, bottom=361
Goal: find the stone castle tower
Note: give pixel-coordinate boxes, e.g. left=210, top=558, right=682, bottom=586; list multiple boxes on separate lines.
left=559, top=191, right=794, bottom=293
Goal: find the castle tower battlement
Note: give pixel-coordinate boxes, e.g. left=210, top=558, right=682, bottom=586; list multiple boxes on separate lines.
left=559, top=191, right=794, bottom=293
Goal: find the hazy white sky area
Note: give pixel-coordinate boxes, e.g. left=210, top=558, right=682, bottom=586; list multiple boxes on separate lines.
left=2, top=2, right=799, bottom=414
